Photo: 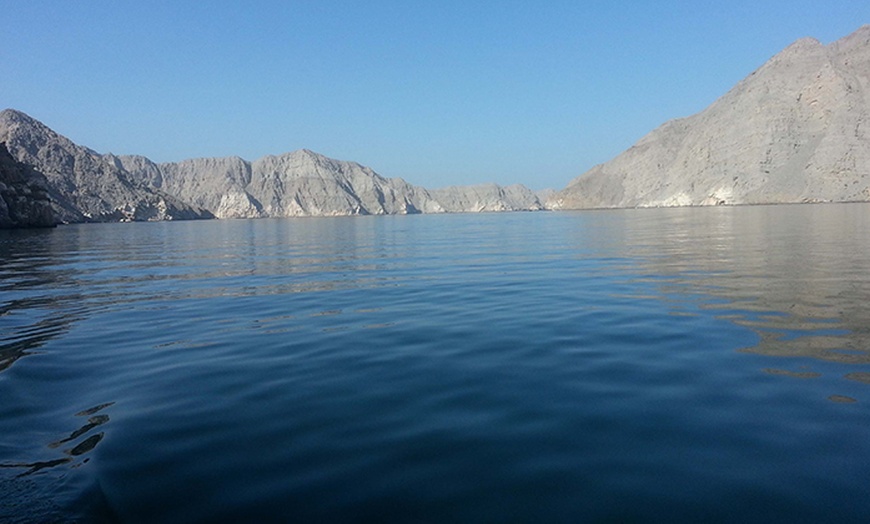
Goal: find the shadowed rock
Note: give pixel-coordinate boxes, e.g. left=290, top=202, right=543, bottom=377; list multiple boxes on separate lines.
left=0, top=110, right=214, bottom=223
left=0, top=142, right=55, bottom=228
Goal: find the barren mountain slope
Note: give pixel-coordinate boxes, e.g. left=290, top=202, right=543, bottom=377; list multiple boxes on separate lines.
left=0, top=110, right=213, bottom=222
left=553, top=25, right=870, bottom=209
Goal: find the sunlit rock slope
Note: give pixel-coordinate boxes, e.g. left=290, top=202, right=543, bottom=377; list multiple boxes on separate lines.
left=552, top=25, right=870, bottom=209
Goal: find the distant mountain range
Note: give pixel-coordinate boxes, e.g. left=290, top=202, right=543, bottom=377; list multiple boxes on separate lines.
left=3, top=25, right=870, bottom=227
left=552, top=25, right=870, bottom=209
left=0, top=109, right=544, bottom=226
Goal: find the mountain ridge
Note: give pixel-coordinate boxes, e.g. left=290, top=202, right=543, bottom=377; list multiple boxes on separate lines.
left=0, top=109, right=544, bottom=222
left=551, top=25, right=870, bottom=209
left=0, top=109, right=214, bottom=222
left=4, top=26, right=870, bottom=223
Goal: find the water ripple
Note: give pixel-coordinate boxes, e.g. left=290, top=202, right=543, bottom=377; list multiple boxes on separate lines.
left=1, top=207, right=869, bottom=521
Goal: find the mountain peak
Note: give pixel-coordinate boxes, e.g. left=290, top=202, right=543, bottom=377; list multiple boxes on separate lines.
left=0, top=108, right=43, bottom=131
left=555, top=25, right=870, bottom=209
left=830, top=24, right=870, bottom=54
left=291, top=148, right=331, bottom=163
left=779, top=36, right=825, bottom=56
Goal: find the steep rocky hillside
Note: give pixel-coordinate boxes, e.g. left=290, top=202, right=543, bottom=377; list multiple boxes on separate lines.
left=116, top=150, right=445, bottom=218
left=552, top=25, right=870, bottom=209
left=0, top=109, right=543, bottom=221
left=0, top=110, right=213, bottom=222
left=430, top=183, right=545, bottom=212
left=117, top=151, right=544, bottom=218
left=0, top=142, right=55, bottom=228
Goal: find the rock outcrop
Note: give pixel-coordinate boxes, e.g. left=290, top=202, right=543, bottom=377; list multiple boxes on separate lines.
left=0, top=110, right=214, bottom=223
left=0, top=142, right=56, bottom=228
left=552, top=25, right=870, bottom=209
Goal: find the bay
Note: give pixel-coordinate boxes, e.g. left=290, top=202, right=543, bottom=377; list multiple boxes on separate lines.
left=1, top=204, right=869, bottom=522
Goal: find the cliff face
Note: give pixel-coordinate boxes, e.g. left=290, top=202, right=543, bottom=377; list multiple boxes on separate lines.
left=115, top=154, right=263, bottom=218
left=117, top=151, right=423, bottom=219
left=430, top=183, right=545, bottom=212
left=119, top=150, right=543, bottom=219
left=0, top=110, right=214, bottom=223
left=0, top=142, right=55, bottom=228
left=0, top=109, right=543, bottom=221
left=248, top=150, right=445, bottom=217
left=552, top=25, right=870, bottom=209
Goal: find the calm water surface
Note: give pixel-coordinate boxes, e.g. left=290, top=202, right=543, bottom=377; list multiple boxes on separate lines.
left=1, top=205, right=869, bottom=522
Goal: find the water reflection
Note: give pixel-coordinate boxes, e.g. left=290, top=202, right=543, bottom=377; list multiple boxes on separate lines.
left=1, top=207, right=869, bottom=521
left=593, top=204, right=870, bottom=368
left=0, top=218, right=413, bottom=372
left=0, top=229, right=86, bottom=371
left=0, top=402, right=113, bottom=477
left=3, top=207, right=869, bottom=374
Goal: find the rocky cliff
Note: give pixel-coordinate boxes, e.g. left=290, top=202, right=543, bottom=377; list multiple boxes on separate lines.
left=117, top=150, right=545, bottom=218
left=552, top=25, right=870, bottom=209
left=0, top=109, right=543, bottom=221
left=430, top=183, right=545, bottom=212
left=0, top=142, right=55, bottom=228
left=0, top=110, right=214, bottom=223
left=116, top=150, right=446, bottom=218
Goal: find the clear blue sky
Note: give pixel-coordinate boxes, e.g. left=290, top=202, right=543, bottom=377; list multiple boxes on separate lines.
left=2, top=1, right=869, bottom=190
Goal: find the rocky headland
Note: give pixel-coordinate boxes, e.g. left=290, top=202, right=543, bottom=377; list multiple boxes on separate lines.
left=551, top=25, right=870, bottom=209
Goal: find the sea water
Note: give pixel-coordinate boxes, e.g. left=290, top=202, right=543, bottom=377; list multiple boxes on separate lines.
left=1, top=205, right=869, bottom=522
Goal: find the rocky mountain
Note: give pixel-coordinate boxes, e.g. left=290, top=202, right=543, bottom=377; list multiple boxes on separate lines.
left=552, top=25, right=870, bottom=209
left=116, top=150, right=445, bottom=218
left=429, top=183, right=545, bottom=212
left=118, top=151, right=545, bottom=219
left=0, top=110, right=214, bottom=223
left=0, top=142, right=55, bottom=228
left=0, top=109, right=543, bottom=222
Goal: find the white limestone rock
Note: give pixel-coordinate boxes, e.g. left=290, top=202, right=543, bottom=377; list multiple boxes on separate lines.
left=246, top=149, right=443, bottom=217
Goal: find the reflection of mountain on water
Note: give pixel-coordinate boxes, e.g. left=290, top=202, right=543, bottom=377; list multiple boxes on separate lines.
left=613, top=204, right=870, bottom=366
left=0, top=229, right=86, bottom=372
left=0, top=300, right=84, bottom=372
left=0, top=402, right=112, bottom=477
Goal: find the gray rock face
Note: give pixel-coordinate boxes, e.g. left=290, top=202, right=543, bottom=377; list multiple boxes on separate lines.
left=430, top=183, right=545, bottom=212
left=245, top=150, right=443, bottom=217
left=122, top=150, right=544, bottom=218
left=1, top=109, right=543, bottom=220
left=117, top=150, right=443, bottom=218
left=117, top=154, right=263, bottom=218
left=0, top=110, right=214, bottom=222
left=0, top=142, right=55, bottom=228
left=552, top=25, right=870, bottom=209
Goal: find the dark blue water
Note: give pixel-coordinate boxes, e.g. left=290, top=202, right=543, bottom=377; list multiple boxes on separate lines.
left=1, top=205, right=869, bottom=522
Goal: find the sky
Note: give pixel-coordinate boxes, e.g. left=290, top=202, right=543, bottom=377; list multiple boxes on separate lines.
left=2, top=1, right=869, bottom=190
